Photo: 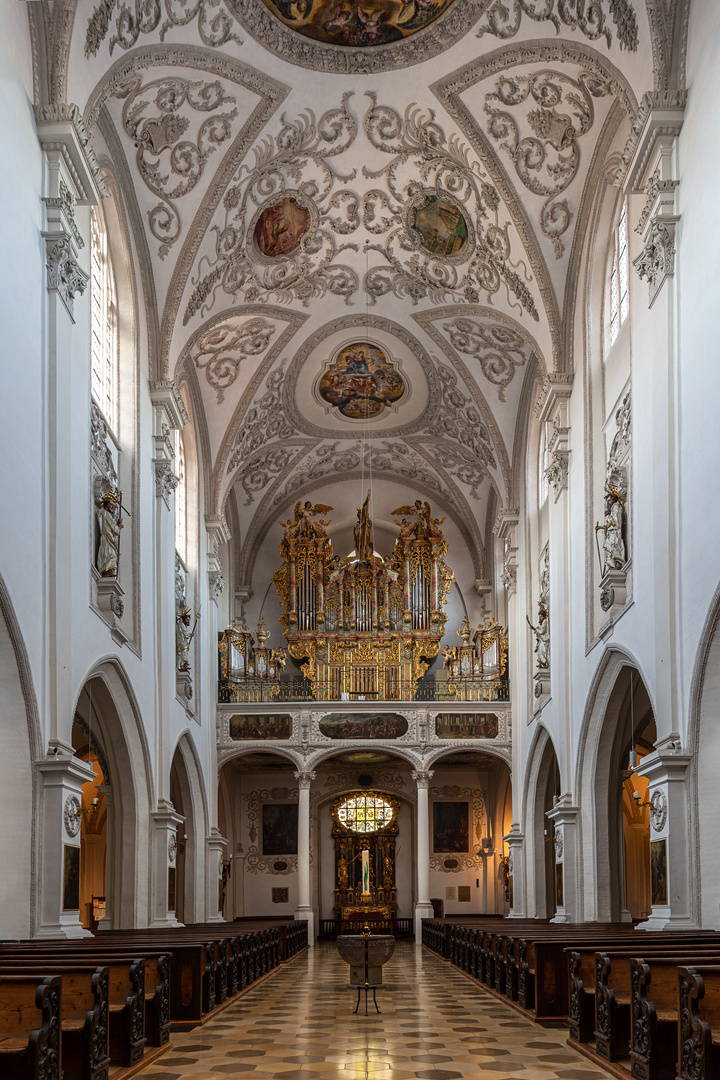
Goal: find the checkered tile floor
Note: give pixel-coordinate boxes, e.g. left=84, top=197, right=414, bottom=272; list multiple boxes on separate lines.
left=136, top=941, right=612, bottom=1080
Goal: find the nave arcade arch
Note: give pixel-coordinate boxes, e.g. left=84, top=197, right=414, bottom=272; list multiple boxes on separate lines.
left=576, top=652, right=656, bottom=923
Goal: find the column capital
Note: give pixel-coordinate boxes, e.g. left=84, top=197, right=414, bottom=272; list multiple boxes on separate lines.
left=294, top=769, right=316, bottom=789
left=411, top=768, right=434, bottom=789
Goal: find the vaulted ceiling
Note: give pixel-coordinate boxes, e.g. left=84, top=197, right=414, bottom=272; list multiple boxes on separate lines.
left=36, top=0, right=684, bottom=612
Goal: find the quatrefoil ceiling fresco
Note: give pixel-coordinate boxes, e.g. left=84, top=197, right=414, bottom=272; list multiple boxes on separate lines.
left=65, top=0, right=657, bottom=582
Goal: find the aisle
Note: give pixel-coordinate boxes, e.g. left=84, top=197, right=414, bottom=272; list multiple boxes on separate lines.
left=136, top=941, right=612, bottom=1080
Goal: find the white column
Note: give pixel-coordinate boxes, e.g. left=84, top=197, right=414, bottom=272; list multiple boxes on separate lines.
left=294, top=769, right=315, bottom=946
left=412, top=768, right=434, bottom=942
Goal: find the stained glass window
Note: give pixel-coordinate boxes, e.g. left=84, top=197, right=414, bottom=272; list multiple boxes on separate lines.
left=336, top=793, right=394, bottom=834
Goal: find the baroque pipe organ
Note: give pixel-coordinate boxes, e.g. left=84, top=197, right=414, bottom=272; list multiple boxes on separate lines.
left=271, top=494, right=454, bottom=699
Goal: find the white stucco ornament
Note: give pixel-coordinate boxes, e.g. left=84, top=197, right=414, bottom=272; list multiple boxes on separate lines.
left=64, top=795, right=81, bottom=838
left=649, top=789, right=667, bottom=833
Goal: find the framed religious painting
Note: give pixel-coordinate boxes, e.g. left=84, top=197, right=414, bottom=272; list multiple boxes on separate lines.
left=262, top=803, right=299, bottom=856
left=433, top=801, right=469, bottom=853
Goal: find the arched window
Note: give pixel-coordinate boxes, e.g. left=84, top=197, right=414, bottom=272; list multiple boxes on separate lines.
left=538, top=422, right=550, bottom=507
left=609, top=202, right=629, bottom=349
left=175, top=429, right=187, bottom=562
left=90, top=208, right=117, bottom=431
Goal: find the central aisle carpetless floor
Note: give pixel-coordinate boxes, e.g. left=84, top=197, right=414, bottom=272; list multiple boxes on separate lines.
left=136, top=941, right=613, bottom=1080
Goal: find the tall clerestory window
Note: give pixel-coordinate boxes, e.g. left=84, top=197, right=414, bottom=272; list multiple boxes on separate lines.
left=175, top=430, right=187, bottom=563
left=609, top=202, right=629, bottom=348
left=90, top=208, right=117, bottom=430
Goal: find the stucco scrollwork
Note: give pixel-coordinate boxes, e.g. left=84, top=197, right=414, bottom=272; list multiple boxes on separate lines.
left=476, top=0, right=638, bottom=52
left=64, top=795, right=81, bottom=838
left=91, top=402, right=118, bottom=485
left=227, top=363, right=296, bottom=476
left=430, top=443, right=487, bottom=499
left=85, top=0, right=242, bottom=57
left=168, top=833, right=177, bottom=863
left=185, top=93, right=359, bottom=319
left=554, top=830, right=563, bottom=859
left=485, top=69, right=612, bottom=258
left=429, top=363, right=497, bottom=471
left=633, top=218, right=677, bottom=306
left=45, top=235, right=90, bottom=320
left=192, top=317, right=277, bottom=403
left=362, top=94, right=538, bottom=319
left=442, top=317, right=529, bottom=401
left=116, top=74, right=238, bottom=259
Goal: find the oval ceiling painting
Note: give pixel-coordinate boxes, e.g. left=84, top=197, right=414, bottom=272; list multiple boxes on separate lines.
left=318, top=342, right=405, bottom=420
left=411, top=195, right=468, bottom=257
left=254, top=196, right=309, bottom=258
left=259, top=0, right=456, bottom=47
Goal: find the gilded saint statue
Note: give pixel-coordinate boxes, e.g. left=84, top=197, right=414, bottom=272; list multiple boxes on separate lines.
left=353, top=490, right=374, bottom=561
left=96, top=487, right=124, bottom=577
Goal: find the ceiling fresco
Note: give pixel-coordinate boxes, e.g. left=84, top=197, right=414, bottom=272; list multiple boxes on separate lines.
left=258, top=0, right=457, bottom=47
left=33, top=0, right=681, bottom=622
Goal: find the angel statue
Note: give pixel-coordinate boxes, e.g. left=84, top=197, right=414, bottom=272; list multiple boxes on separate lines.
left=280, top=500, right=333, bottom=541
left=392, top=499, right=445, bottom=540
left=526, top=605, right=550, bottom=669
left=595, top=481, right=626, bottom=572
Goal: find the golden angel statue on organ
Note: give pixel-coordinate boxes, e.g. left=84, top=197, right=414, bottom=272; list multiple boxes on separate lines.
left=392, top=499, right=445, bottom=540
left=280, top=500, right=333, bottom=540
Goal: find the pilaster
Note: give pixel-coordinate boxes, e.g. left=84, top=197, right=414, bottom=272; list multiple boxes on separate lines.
left=150, top=803, right=185, bottom=928
left=35, top=754, right=95, bottom=938
left=546, top=799, right=580, bottom=923
left=504, top=825, right=526, bottom=918
left=206, top=828, right=228, bottom=923
left=636, top=747, right=694, bottom=930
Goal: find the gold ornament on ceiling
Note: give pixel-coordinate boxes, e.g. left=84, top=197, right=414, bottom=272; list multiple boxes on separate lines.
left=258, top=0, right=457, bottom=47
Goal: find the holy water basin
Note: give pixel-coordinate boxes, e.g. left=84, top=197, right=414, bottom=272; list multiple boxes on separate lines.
left=336, top=934, right=396, bottom=986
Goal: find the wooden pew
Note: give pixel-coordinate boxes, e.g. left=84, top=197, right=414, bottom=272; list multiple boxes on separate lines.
left=0, top=964, right=109, bottom=1080
left=0, top=974, right=61, bottom=1080
left=0, top=957, right=144, bottom=1068
left=0, top=944, right=170, bottom=1048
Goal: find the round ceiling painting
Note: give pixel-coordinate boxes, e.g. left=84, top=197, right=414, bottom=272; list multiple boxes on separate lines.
left=254, top=196, right=309, bottom=258
left=318, top=343, right=405, bottom=419
left=259, top=0, right=456, bottom=46
left=411, top=196, right=468, bottom=257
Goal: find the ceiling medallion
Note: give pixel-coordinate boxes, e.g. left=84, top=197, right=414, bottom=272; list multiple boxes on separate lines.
left=258, top=0, right=456, bottom=47
left=409, top=194, right=470, bottom=259
left=253, top=196, right=310, bottom=258
left=318, top=342, right=405, bottom=419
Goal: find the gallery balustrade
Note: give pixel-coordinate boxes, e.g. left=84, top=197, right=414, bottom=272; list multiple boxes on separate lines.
left=217, top=674, right=510, bottom=704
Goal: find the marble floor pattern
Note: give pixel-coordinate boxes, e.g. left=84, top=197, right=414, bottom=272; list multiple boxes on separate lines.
left=135, top=942, right=613, bottom=1080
